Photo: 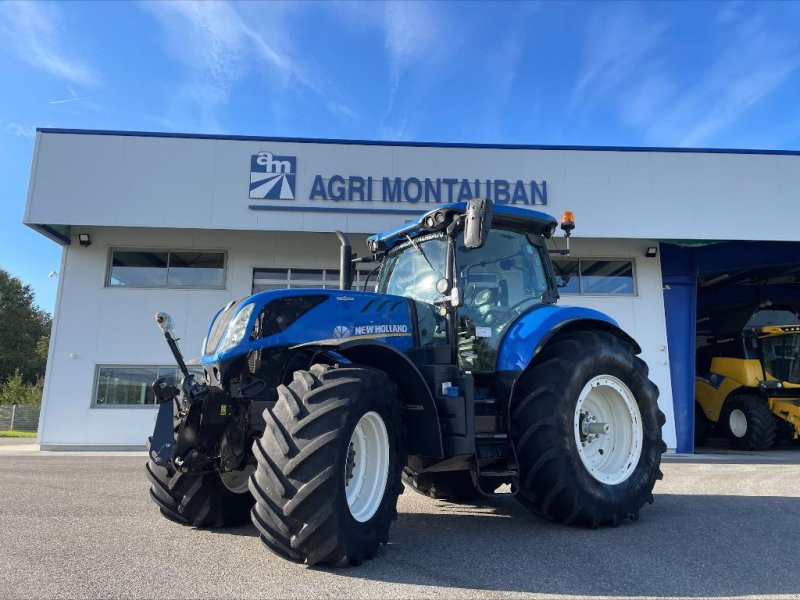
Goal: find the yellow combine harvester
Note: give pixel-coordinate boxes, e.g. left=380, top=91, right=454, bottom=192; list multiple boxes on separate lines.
left=695, top=310, right=800, bottom=450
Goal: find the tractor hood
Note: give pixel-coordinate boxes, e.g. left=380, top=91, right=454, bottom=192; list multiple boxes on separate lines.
left=202, top=289, right=415, bottom=364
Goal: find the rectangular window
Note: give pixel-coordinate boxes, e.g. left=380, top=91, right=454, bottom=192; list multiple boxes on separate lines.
left=108, top=250, right=226, bottom=289
left=253, top=268, right=372, bottom=293
left=552, top=259, right=636, bottom=296
left=93, top=365, right=204, bottom=407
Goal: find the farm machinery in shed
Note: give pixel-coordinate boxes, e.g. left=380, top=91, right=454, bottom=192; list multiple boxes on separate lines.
left=696, top=307, right=800, bottom=449
left=145, top=198, right=665, bottom=566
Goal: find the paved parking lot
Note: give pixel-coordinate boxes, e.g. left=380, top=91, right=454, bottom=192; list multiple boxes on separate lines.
left=1, top=447, right=799, bottom=599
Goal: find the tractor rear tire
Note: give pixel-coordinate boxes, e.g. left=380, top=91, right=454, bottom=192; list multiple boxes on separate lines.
left=723, top=394, right=776, bottom=450
left=511, top=330, right=665, bottom=527
left=250, top=364, right=405, bottom=567
left=145, top=456, right=254, bottom=527
left=401, top=469, right=480, bottom=503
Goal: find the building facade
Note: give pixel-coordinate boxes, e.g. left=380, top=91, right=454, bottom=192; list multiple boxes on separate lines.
left=25, top=129, right=800, bottom=451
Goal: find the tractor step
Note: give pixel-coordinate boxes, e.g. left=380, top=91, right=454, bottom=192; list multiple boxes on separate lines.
left=475, top=432, right=508, bottom=440
left=479, top=469, right=517, bottom=477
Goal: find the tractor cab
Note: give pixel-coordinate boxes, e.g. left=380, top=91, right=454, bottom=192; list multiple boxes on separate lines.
left=744, top=310, right=800, bottom=385
left=366, top=200, right=561, bottom=370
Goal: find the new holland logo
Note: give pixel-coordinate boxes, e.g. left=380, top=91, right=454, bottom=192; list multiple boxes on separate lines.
left=333, top=326, right=351, bottom=339
left=250, top=151, right=296, bottom=200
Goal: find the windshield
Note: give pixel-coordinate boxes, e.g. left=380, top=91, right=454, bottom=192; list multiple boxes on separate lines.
left=458, top=229, right=550, bottom=327
left=760, top=334, right=800, bottom=384
left=378, top=233, right=447, bottom=304
left=457, top=228, right=551, bottom=370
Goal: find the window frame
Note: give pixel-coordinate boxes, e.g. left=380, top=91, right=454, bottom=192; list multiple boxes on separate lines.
left=552, top=257, right=638, bottom=297
left=91, top=364, right=204, bottom=409
left=251, top=267, right=377, bottom=294
left=106, top=248, right=228, bottom=290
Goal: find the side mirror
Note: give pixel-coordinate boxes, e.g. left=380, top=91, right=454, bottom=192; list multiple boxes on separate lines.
left=464, top=198, right=493, bottom=249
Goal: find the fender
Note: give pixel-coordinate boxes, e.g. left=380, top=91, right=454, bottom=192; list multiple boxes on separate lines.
left=496, top=305, right=641, bottom=372
left=292, top=338, right=444, bottom=458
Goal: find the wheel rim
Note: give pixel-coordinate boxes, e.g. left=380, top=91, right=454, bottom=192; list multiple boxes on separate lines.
left=573, top=375, right=643, bottom=485
left=345, top=411, right=390, bottom=523
left=729, top=408, right=748, bottom=438
left=220, top=465, right=255, bottom=494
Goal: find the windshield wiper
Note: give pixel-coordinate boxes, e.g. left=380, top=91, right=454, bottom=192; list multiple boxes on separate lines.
left=405, top=235, right=441, bottom=278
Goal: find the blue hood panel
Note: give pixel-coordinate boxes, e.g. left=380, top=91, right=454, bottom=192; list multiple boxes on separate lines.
left=496, top=305, right=619, bottom=372
left=204, top=289, right=414, bottom=364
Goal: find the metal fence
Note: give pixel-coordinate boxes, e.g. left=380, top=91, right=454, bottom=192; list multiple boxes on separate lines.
left=0, top=405, right=41, bottom=432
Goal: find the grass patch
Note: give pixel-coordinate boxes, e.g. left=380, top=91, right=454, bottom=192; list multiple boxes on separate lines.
left=0, top=430, right=37, bottom=438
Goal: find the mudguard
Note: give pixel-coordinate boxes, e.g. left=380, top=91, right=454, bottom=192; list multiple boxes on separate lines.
left=293, top=338, right=444, bottom=458
left=496, top=305, right=640, bottom=372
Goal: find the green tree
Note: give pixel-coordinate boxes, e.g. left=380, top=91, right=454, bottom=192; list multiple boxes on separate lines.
left=0, top=268, right=52, bottom=385
left=0, top=369, right=43, bottom=405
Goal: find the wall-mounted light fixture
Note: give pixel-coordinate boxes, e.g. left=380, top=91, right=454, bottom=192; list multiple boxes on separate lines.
left=645, top=246, right=658, bottom=258
left=78, top=233, right=91, bottom=247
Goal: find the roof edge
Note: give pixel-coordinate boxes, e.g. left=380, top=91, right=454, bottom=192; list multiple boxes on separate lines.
left=35, top=128, right=800, bottom=157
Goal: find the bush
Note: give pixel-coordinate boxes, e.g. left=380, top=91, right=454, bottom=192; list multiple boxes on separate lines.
left=0, top=369, right=43, bottom=406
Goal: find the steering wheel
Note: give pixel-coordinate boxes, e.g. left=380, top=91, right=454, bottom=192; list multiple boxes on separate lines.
left=473, top=288, right=496, bottom=306
left=479, top=298, right=536, bottom=327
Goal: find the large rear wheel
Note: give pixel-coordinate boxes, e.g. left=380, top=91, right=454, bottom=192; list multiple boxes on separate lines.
left=250, top=364, right=404, bottom=566
left=511, top=330, right=665, bottom=527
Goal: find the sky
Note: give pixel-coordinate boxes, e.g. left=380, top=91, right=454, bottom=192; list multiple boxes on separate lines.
left=1, top=0, right=800, bottom=314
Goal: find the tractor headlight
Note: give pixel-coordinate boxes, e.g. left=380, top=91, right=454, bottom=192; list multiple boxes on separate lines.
left=217, top=303, right=254, bottom=353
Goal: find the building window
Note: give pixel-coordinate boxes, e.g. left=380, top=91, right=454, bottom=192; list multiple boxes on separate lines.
left=93, top=365, right=204, bottom=407
left=552, top=259, right=636, bottom=295
left=108, top=250, right=226, bottom=289
left=252, top=268, right=377, bottom=294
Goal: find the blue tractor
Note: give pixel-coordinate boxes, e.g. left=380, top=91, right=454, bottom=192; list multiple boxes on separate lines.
left=146, top=198, right=665, bottom=566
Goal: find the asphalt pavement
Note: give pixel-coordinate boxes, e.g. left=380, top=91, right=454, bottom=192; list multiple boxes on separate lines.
left=1, top=448, right=798, bottom=599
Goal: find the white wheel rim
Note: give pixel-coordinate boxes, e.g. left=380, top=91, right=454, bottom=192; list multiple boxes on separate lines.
left=574, top=375, right=643, bottom=485
left=220, top=464, right=255, bottom=494
left=345, top=411, right=390, bottom=523
left=729, top=409, right=748, bottom=438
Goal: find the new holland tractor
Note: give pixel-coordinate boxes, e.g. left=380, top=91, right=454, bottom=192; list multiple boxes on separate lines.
left=695, top=308, right=800, bottom=449
left=145, top=198, right=665, bottom=566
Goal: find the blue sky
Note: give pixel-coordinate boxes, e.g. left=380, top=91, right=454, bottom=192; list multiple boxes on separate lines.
left=1, top=0, right=799, bottom=313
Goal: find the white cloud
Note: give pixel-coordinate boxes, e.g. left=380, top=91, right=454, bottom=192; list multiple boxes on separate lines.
left=379, top=1, right=453, bottom=140
left=0, top=2, right=100, bottom=86
left=627, top=15, right=799, bottom=146
left=141, top=1, right=354, bottom=131
left=0, top=120, right=35, bottom=139
left=569, top=7, right=666, bottom=113
left=678, top=18, right=798, bottom=146
left=384, top=1, right=440, bottom=89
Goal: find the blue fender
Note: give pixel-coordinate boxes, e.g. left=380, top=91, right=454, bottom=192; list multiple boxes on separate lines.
left=496, top=305, right=640, bottom=372
left=292, top=338, right=443, bottom=459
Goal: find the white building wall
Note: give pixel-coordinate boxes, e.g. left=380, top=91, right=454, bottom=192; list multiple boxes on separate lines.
left=38, top=227, right=368, bottom=446
left=38, top=226, right=676, bottom=449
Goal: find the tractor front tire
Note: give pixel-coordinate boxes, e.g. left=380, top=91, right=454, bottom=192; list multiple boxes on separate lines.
left=723, top=394, right=776, bottom=450
left=145, top=457, right=254, bottom=527
left=511, top=330, right=665, bottom=527
left=250, top=364, right=404, bottom=567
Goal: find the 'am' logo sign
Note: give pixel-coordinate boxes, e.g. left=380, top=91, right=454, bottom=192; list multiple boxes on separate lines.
left=250, top=151, right=296, bottom=200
